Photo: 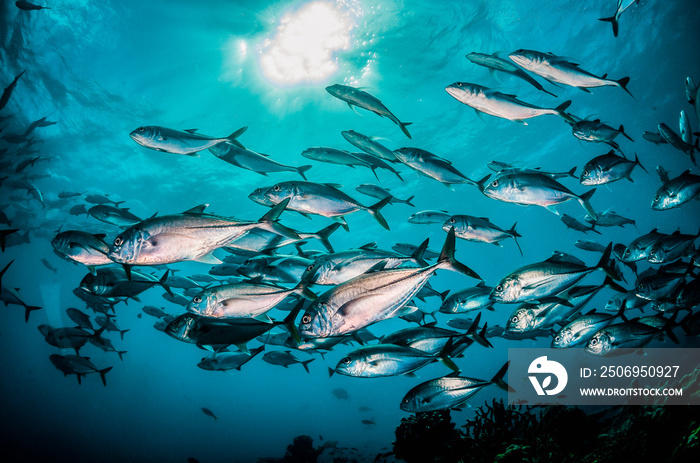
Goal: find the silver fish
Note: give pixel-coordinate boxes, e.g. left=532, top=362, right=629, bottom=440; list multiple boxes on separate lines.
left=408, top=210, right=451, bottom=225
left=552, top=308, right=624, bottom=348
left=491, top=246, right=615, bottom=303
left=561, top=214, right=600, bottom=235
left=332, top=344, right=457, bottom=378
left=88, top=205, right=142, bottom=227
left=439, top=281, right=494, bottom=314
left=298, top=228, right=480, bottom=338
left=51, top=231, right=112, bottom=270
left=340, top=130, right=398, bottom=163
left=108, top=201, right=297, bottom=266
left=209, top=143, right=311, bottom=180
left=657, top=123, right=698, bottom=165
left=570, top=118, right=633, bottom=148
left=585, top=321, right=668, bottom=356
left=584, top=210, right=636, bottom=228
left=301, top=147, right=374, bottom=170
left=466, top=52, right=556, bottom=96
left=326, top=84, right=411, bottom=138
left=248, top=181, right=391, bottom=231
left=442, top=215, right=521, bottom=255
left=399, top=362, right=511, bottom=412
left=445, top=82, right=572, bottom=124
left=481, top=172, right=597, bottom=220
left=598, top=0, right=638, bottom=37
left=579, top=150, right=646, bottom=185
left=130, top=125, right=247, bottom=156
left=651, top=169, right=700, bottom=210
left=198, top=345, right=265, bottom=372
left=393, top=147, right=473, bottom=188
left=680, top=110, right=693, bottom=145
left=355, top=184, right=414, bottom=207
left=508, top=49, right=632, bottom=97
left=647, top=229, right=699, bottom=264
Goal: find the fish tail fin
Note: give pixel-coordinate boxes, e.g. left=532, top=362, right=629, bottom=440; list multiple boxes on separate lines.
left=296, top=165, right=312, bottom=181
left=596, top=243, right=621, bottom=281
left=98, top=366, right=113, bottom=387
left=294, top=272, right=318, bottom=301
left=602, top=274, right=627, bottom=294
left=117, top=351, right=127, bottom=361
left=555, top=100, right=574, bottom=123
left=367, top=196, right=392, bottom=230
left=617, top=77, right=634, bottom=99
left=411, top=238, right=430, bottom=267
left=328, top=366, right=335, bottom=378
left=258, top=198, right=301, bottom=240
left=404, top=195, right=415, bottom=207
left=119, top=329, right=130, bottom=341
left=577, top=189, right=597, bottom=221
left=394, top=170, right=404, bottom=181
left=0, top=259, right=14, bottom=289
left=399, top=122, right=412, bottom=139
left=226, top=126, right=248, bottom=149
left=465, top=312, right=492, bottom=348
left=301, top=358, right=315, bottom=374
left=567, top=166, right=578, bottom=179
left=508, top=222, right=523, bottom=257
left=314, top=223, right=341, bottom=253
left=280, top=299, right=305, bottom=345
left=438, top=227, right=481, bottom=279
left=0, top=230, right=19, bottom=252
left=598, top=16, right=619, bottom=37
left=491, top=361, right=515, bottom=392
left=436, top=338, right=460, bottom=373
left=475, top=174, right=491, bottom=192
left=619, top=124, right=634, bottom=142
left=633, top=152, right=648, bottom=173
left=23, top=305, right=42, bottom=323
left=159, top=270, right=174, bottom=297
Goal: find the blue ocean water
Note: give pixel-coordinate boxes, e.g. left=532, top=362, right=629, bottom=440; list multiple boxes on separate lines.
left=1, top=0, right=699, bottom=461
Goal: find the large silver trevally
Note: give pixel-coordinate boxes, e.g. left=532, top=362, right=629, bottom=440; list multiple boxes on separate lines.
left=445, top=82, right=572, bottom=124
left=585, top=320, right=672, bottom=356
left=579, top=150, right=646, bottom=185
left=488, top=161, right=577, bottom=180
left=508, top=49, right=633, bottom=97
left=298, top=228, right=480, bottom=338
left=481, top=171, right=597, bottom=220
left=209, top=143, right=311, bottom=180
left=552, top=307, right=625, bottom=348
left=248, top=181, right=391, bottom=231
left=439, top=281, right=494, bottom=314
left=340, top=130, right=398, bottom=163
left=331, top=344, right=458, bottom=378
left=326, top=84, right=412, bottom=138
left=393, top=147, right=474, bottom=188
left=108, top=201, right=297, bottom=266
left=51, top=230, right=112, bottom=271
left=647, top=230, right=699, bottom=264
left=466, top=52, right=556, bottom=96
left=187, top=279, right=315, bottom=320
left=584, top=210, right=636, bottom=228
left=620, top=228, right=667, bottom=262
left=130, top=125, right=247, bottom=156
left=442, top=215, right=522, bottom=255
left=491, top=245, right=616, bottom=303
left=399, top=362, right=511, bottom=412
left=651, top=169, right=700, bottom=210
left=569, top=117, right=633, bottom=149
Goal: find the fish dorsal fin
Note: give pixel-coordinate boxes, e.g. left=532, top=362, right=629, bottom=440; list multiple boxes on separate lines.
left=184, top=129, right=199, bottom=134
left=359, top=242, right=377, bottom=250
left=183, top=204, right=208, bottom=214
left=476, top=281, right=487, bottom=288
left=93, top=233, right=107, bottom=241
left=546, top=251, right=585, bottom=266
left=323, top=183, right=343, bottom=189
left=365, top=260, right=388, bottom=274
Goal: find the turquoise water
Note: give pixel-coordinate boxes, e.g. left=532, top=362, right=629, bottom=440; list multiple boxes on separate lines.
left=1, top=0, right=699, bottom=461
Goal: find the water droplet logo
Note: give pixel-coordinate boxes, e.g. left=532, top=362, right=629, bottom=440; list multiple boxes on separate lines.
left=528, top=356, right=567, bottom=396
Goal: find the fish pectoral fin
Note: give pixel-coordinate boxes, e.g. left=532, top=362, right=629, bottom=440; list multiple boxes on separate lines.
left=336, top=295, right=377, bottom=317
left=192, top=252, right=222, bottom=264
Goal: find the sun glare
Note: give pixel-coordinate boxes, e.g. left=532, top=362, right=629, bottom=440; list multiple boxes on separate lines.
left=259, top=1, right=357, bottom=85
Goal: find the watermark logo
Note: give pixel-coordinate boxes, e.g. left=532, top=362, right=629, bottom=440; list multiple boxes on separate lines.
left=528, top=356, right=567, bottom=396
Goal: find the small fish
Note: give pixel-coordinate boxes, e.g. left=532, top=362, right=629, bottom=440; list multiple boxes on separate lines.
left=443, top=215, right=522, bottom=254
left=642, top=131, right=667, bottom=145
left=49, top=355, right=112, bottom=386
left=408, top=210, right=451, bottom=225
left=361, top=419, right=376, bottom=426
left=651, top=169, right=700, bottom=210
left=88, top=205, right=142, bottom=227
left=41, top=258, right=58, bottom=273
left=51, top=230, right=112, bottom=270
left=201, top=407, right=218, bottom=421
left=579, top=150, right=646, bottom=185
left=0, top=70, right=25, bottom=111
left=680, top=110, right=693, bottom=145
left=85, top=194, right=124, bottom=207
left=561, top=214, right=600, bottom=234
left=301, top=147, right=374, bottom=171
left=326, top=84, right=411, bottom=138
left=262, top=351, right=315, bottom=373
left=569, top=118, right=633, bottom=149
left=465, top=52, right=556, bottom=96
left=585, top=320, right=672, bottom=356
left=584, top=210, right=636, bottom=229
left=620, top=228, right=667, bottom=262
left=209, top=143, right=311, bottom=180
left=439, top=282, right=494, bottom=314
left=66, top=308, right=94, bottom=330
left=331, top=388, right=349, bottom=400
left=445, top=82, right=572, bottom=124
left=509, top=49, right=633, bottom=97
left=575, top=239, right=607, bottom=253
left=340, top=130, right=397, bottom=163
left=399, top=362, right=511, bottom=412
left=198, top=345, right=265, bottom=372
left=130, top=126, right=247, bottom=156
left=657, top=123, right=699, bottom=165
left=393, top=148, right=474, bottom=188
left=355, top=184, right=414, bottom=206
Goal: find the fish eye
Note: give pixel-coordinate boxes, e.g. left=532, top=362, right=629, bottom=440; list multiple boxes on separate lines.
left=511, top=316, right=518, bottom=323
left=273, top=185, right=281, bottom=192
left=341, top=357, right=351, bottom=365
left=449, top=218, right=455, bottom=223
left=114, top=237, right=123, bottom=246
left=582, top=170, right=588, bottom=176
left=491, top=180, right=498, bottom=187
left=495, top=285, right=503, bottom=292
left=554, top=336, right=560, bottom=341
left=654, top=194, right=660, bottom=201
left=85, top=276, right=93, bottom=283
left=138, top=127, right=144, bottom=132
left=590, top=339, right=598, bottom=346
left=302, top=314, right=312, bottom=324
left=193, top=296, right=202, bottom=303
